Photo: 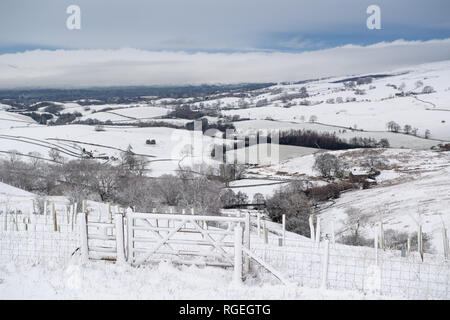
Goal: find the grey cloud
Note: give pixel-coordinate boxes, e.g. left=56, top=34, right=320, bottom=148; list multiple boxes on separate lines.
left=0, top=39, right=449, bottom=88
left=0, top=0, right=449, bottom=51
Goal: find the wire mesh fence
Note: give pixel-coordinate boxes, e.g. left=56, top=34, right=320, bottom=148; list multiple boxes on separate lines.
left=0, top=211, right=80, bottom=264
left=251, top=237, right=450, bottom=299
left=1, top=208, right=449, bottom=299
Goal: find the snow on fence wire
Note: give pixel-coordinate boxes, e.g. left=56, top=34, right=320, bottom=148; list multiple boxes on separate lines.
left=0, top=209, right=79, bottom=264
left=1, top=204, right=449, bottom=299
left=251, top=237, right=450, bottom=299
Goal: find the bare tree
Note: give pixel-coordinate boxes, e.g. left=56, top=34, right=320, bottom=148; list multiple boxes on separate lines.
left=403, top=124, right=412, bottom=134
left=386, top=121, right=400, bottom=133
left=266, top=183, right=311, bottom=236
left=252, top=193, right=265, bottom=205
left=48, top=149, right=63, bottom=162
left=422, top=86, right=434, bottom=94
left=339, top=207, right=371, bottom=246
left=309, top=115, right=318, bottom=123
left=313, top=153, right=345, bottom=179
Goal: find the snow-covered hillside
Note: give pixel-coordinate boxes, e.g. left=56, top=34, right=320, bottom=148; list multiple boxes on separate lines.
left=0, top=124, right=223, bottom=176
left=0, top=60, right=449, bottom=300
left=240, top=148, right=450, bottom=253
left=218, top=60, right=450, bottom=141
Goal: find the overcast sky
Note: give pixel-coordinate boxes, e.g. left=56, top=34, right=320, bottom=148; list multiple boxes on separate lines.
left=0, top=0, right=449, bottom=88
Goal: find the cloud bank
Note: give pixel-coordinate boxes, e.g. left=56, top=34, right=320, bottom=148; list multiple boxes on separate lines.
left=0, top=39, right=449, bottom=89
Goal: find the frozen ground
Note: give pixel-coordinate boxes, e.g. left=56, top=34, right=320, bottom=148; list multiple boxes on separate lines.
left=0, top=259, right=389, bottom=300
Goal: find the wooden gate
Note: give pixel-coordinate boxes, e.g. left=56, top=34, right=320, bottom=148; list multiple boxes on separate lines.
left=127, top=213, right=249, bottom=268
left=80, top=210, right=251, bottom=281
left=79, top=210, right=291, bottom=284
left=79, top=211, right=126, bottom=262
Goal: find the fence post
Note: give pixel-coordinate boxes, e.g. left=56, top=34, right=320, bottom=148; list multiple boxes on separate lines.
left=379, top=222, right=385, bottom=250
left=29, top=206, right=36, bottom=232
left=263, top=220, right=268, bottom=244
left=79, top=211, right=89, bottom=263
left=321, top=240, right=330, bottom=290
left=233, top=224, right=243, bottom=283
left=244, top=212, right=251, bottom=272
left=257, top=212, right=261, bottom=238
left=331, top=220, right=335, bottom=245
left=282, top=214, right=286, bottom=246
left=126, top=211, right=134, bottom=264
left=44, top=201, right=48, bottom=223
left=70, top=204, right=75, bottom=231
left=406, top=235, right=411, bottom=256
left=374, top=228, right=379, bottom=265
left=443, top=227, right=449, bottom=261
left=315, top=217, right=321, bottom=248
left=418, top=225, right=424, bottom=261
left=3, top=209, right=7, bottom=231
left=52, top=202, right=58, bottom=232
left=115, top=213, right=126, bottom=263
left=309, top=215, right=315, bottom=242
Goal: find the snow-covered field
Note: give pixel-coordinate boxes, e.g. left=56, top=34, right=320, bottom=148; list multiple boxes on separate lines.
left=79, top=105, right=171, bottom=122
left=243, top=148, right=450, bottom=253
left=0, top=259, right=388, bottom=300
left=0, top=111, right=37, bottom=130
left=0, top=124, right=223, bottom=176
left=234, top=120, right=443, bottom=150
left=1, top=60, right=449, bottom=300
left=223, top=60, right=450, bottom=141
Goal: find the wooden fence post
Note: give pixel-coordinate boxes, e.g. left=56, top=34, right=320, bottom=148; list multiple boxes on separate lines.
left=127, top=211, right=134, bottom=264
left=52, top=202, right=58, bottom=232
left=321, top=240, right=330, bottom=289
left=3, top=209, right=7, bottom=231
left=315, top=217, right=321, bottom=247
left=407, top=236, right=411, bottom=256
left=418, top=225, right=424, bottom=261
left=79, top=211, right=89, bottom=263
left=263, top=220, right=268, bottom=244
left=309, top=215, right=315, bottom=242
left=379, top=222, right=385, bottom=250
left=44, top=201, right=48, bottom=223
left=74, top=202, right=78, bottom=224
left=374, top=228, right=379, bottom=265
left=244, top=212, right=251, bottom=272
left=443, top=227, right=449, bottom=261
left=257, top=212, right=261, bottom=238
left=115, top=213, right=126, bottom=263
left=331, top=220, right=336, bottom=245
left=233, top=224, right=243, bottom=283
left=29, top=206, right=35, bottom=231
